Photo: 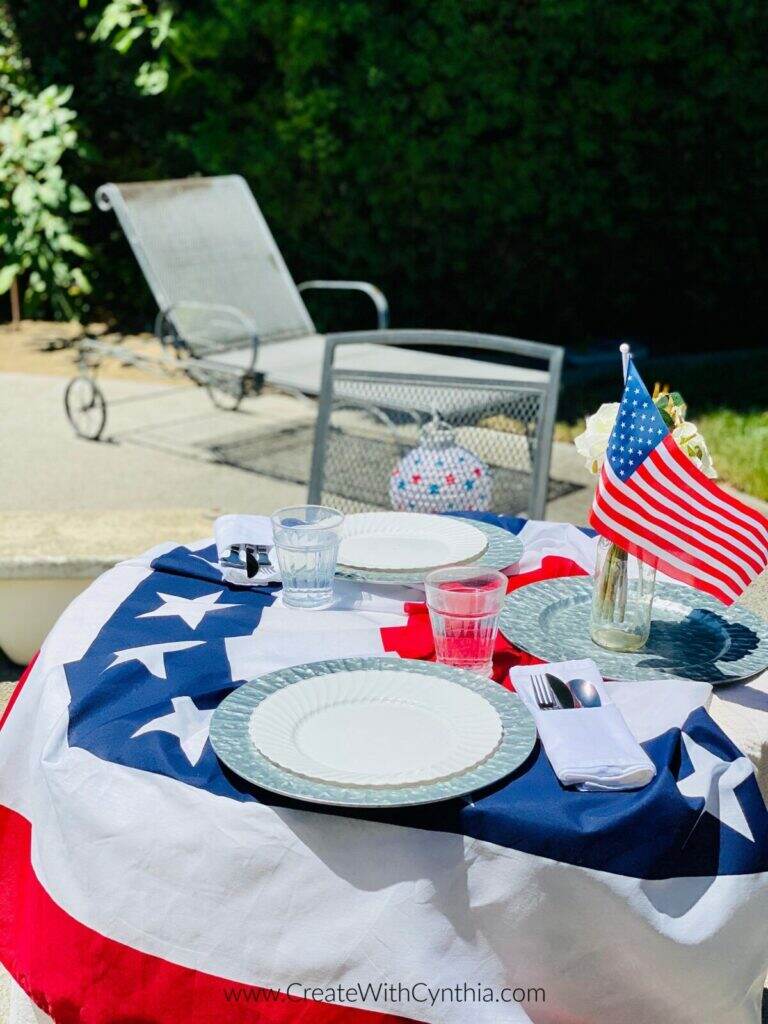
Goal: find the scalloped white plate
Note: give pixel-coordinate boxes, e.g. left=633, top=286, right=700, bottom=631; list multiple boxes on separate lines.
left=337, top=512, right=488, bottom=572
left=248, top=667, right=503, bottom=786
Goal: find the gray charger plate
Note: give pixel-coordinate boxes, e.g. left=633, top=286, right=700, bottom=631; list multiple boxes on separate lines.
left=210, top=657, right=536, bottom=807
left=335, top=518, right=523, bottom=587
left=499, top=578, right=768, bottom=685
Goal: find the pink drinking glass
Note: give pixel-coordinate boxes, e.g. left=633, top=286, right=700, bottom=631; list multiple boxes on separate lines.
left=425, top=567, right=507, bottom=677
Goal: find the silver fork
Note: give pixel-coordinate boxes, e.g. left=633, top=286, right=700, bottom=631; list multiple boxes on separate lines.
left=221, top=544, right=272, bottom=579
left=531, top=673, right=557, bottom=710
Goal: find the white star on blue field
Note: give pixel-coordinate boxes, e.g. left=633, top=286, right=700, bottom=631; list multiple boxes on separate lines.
left=607, top=361, right=668, bottom=478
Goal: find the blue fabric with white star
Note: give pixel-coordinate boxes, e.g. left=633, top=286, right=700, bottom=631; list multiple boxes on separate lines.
left=64, top=514, right=768, bottom=881
left=607, top=359, right=668, bottom=479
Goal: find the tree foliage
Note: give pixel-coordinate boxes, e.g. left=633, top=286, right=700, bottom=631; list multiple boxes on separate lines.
left=87, top=0, right=176, bottom=95
left=0, top=4, right=90, bottom=317
left=8, top=0, right=768, bottom=346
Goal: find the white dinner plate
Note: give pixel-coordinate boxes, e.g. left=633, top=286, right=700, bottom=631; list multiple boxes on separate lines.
left=211, top=657, right=537, bottom=807
left=248, top=667, right=503, bottom=786
left=337, top=512, right=488, bottom=572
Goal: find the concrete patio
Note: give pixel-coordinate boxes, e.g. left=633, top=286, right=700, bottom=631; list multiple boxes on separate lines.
left=0, top=369, right=595, bottom=520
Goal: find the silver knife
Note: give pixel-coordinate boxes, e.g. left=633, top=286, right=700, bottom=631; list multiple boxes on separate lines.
left=545, top=673, right=576, bottom=709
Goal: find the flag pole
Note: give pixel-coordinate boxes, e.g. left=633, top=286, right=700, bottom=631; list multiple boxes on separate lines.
left=619, top=342, right=631, bottom=383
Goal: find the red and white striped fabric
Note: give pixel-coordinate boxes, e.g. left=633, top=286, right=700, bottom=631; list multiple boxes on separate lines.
left=589, top=358, right=768, bottom=605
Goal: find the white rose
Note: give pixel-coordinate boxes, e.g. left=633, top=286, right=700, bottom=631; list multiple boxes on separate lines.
left=573, top=402, right=620, bottom=475
left=672, top=421, right=717, bottom=478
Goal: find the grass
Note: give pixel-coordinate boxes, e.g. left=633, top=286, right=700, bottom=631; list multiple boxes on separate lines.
left=557, top=410, right=767, bottom=501
left=554, top=420, right=585, bottom=444
left=697, top=410, right=768, bottom=502
left=555, top=349, right=768, bottom=502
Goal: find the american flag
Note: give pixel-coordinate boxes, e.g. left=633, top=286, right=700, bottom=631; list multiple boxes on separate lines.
left=589, top=358, right=768, bottom=605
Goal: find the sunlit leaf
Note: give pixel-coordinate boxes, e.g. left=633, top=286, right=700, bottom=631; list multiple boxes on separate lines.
left=135, top=61, right=169, bottom=95
left=0, top=262, right=20, bottom=294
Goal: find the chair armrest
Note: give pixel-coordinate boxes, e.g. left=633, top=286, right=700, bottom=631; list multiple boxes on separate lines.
left=297, top=280, right=389, bottom=330
left=155, top=301, right=259, bottom=351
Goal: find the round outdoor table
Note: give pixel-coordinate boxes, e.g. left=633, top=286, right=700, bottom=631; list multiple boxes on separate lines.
left=1, top=515, right=767, bottom=1024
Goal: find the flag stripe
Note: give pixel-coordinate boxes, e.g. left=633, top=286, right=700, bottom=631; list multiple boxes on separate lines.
left=590, top=504, right=737, bottom=606
left=588, top=505, right=736, bottom=605
left=628, top=470, right=758, bottom=583
left=594, top=478, right=741, bottom=602
left=591, top=479, right=740, bottom=603
left=635, top=457, right=766, bottom=571
left=0, top=805, right=414, bottom=1024
left=610, top=456, right=753, bottom=585
left=594, top=471, right=742, bottom=601
left=657, top=438, right=768, bottom=552
left=612, top=465, right=756, bottom=586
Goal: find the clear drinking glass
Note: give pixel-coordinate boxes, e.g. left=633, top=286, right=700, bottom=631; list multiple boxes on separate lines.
left=425, top=567, right=507, bottom=676
left=271, top=505, right=344, bottom=609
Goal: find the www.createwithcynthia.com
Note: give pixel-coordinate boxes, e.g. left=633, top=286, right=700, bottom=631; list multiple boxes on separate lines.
left=223, top=981, right=546, bottom=1007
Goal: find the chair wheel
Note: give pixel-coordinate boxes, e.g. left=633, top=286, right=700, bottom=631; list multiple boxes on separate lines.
left=64, top=375, right=107, bottom=440
left=206, top=379, right=245, bottom=411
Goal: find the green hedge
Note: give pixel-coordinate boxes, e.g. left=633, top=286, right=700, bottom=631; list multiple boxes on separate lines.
left=11, top=0, right=768, bottom=348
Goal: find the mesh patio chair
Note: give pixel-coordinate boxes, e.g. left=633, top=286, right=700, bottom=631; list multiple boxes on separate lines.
left=308, top=331, right=564, bottom=519
left=87, top=176, right=388, bottom=409
left=71, top=177, right=562, bottom=451
left=91, top=177, right=553, bottom=400
left=65, top=175, right=392, bottom=437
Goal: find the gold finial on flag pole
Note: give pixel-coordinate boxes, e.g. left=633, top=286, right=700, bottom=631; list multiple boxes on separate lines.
left=619, top=342, right=631, bottom=383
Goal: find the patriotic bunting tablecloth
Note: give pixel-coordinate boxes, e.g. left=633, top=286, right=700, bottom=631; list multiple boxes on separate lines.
left=1, top=515, right=767, bottom=1024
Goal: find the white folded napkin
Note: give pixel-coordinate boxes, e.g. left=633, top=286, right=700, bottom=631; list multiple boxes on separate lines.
left=511, top=658, right=656, bottom=791
left=214, top=514, right=280, bottom=586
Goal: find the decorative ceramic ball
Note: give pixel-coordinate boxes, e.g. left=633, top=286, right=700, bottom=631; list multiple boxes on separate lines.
left=389, top=419, right=492, bottom=513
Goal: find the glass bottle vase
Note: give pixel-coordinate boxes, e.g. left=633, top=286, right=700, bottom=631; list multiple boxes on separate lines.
left=590, top=538, right=656, bottom=652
